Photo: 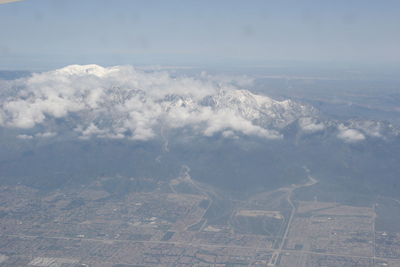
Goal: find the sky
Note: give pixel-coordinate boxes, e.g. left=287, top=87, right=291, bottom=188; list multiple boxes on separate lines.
left=1, top=0, right=400, bottom=70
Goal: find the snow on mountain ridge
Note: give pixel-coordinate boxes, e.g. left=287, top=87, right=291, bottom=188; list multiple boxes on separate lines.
left=0, top=65, right=393, bottom=142
left=207, top=89, right=317, bottom=129
left=54, top=64, right=115, bottom=77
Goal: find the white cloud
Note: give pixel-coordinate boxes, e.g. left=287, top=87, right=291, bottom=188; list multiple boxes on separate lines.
left=0, top=110, right=4, bottom=125
left=222, top=130, right=238, bottom=139
left=78, top=123, right=107, bottom=139
left=16, top=134, right=33, bottom=140
left=0, top=64, right=312, bottom=141
left=337, top=124, right=365, bottom=142
left=35, top=132, right=57, bottom=138
left=353, top=120, right=382, bottom=138
left=299, top=117, right=325, bottom=133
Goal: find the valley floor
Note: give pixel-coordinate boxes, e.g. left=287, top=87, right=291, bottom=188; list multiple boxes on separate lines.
left=1, top=174, right=400, bottom=267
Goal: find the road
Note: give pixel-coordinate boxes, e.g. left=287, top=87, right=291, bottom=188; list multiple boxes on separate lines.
left=268, top=166, right=317, bottom=266
left=170, top=165, right=215, bottom=232
left=4, top=232, right=393, bottom=263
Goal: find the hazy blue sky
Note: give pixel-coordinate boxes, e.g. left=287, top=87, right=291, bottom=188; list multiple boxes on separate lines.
left=1, top=0, right=400, bottom=69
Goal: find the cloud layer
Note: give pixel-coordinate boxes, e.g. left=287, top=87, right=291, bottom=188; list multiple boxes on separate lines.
left=0, top=65, right=315, bottom=141
left=1, top=65, right=394, bottom=143
left=337, top=124, right=366, bottom=142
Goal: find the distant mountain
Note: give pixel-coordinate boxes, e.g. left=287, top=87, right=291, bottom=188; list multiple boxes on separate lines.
left=0, top=65, right=399, bottom=204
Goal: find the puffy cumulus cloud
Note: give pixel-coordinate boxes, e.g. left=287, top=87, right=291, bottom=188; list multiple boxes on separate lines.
left=0, top=64, right=313, bottom=141
left=0, top=110, right=4, bottom=125
left=16, top=134, right=33, bottom=140
left=35, top=132, right=57, bottom=138
left=351, top=120, right=383, bottom=138
left=76, top=123, right=107, bottom=140
left=201, top=109, right=281, bottom=139
left=298, top=117, right=325, bottom=133
left=337, top=124, right=366, bottom=143
left=222, top=130, right=239, bottom=139
left=16, top=132, right=57, bottom=140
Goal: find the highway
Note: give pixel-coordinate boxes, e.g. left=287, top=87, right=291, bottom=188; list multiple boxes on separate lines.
left=268, top=167, right=317, bottom=266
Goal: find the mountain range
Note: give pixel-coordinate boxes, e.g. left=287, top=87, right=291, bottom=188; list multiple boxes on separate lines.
left=0, top=65, right=399, bottom=205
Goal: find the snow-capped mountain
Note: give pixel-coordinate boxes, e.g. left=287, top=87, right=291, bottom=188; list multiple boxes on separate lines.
left=0, top=64, right=318, bottom=141
left=0, top=64, right=397, bottom=143
left=1, top=65, right=400, bottom=200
